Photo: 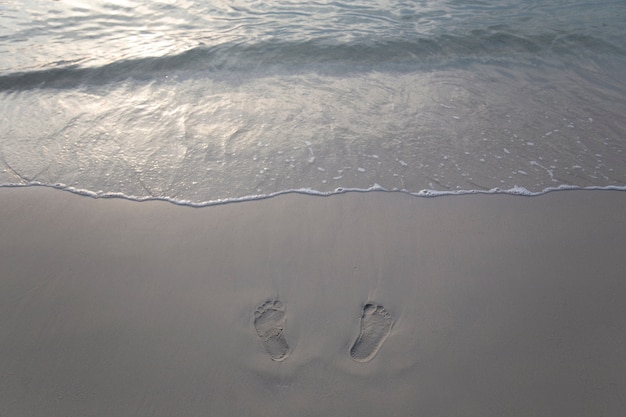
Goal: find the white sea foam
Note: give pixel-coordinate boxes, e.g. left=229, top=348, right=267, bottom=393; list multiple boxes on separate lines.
left=2, top=182, right=625, bottom=209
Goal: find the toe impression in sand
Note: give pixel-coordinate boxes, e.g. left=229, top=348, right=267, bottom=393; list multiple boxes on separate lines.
left=349, top=303, right=393, bottom=362
left=253, top=300, right=290, bottom=361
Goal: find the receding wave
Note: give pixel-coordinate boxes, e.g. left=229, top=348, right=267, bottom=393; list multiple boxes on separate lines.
left=1, top=30, right=623, bottom=91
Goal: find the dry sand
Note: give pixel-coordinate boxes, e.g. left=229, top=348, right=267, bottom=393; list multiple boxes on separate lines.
left=1, top=186, right=625, bottom=416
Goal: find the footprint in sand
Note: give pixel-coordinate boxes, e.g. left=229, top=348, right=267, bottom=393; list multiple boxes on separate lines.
left=253, top=300, right=290, bottom=361
left=349, top=303, right=393, bottom=362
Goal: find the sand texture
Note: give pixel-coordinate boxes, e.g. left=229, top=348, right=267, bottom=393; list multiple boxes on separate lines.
left=1, top=187, right=625, bottom=416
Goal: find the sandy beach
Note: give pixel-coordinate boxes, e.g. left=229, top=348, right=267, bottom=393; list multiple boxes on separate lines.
left=1, top=186, right=625, bottom=416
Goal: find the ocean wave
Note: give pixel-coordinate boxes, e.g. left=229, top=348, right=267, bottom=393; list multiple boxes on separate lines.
left=1, top=31, right=623, bottom=91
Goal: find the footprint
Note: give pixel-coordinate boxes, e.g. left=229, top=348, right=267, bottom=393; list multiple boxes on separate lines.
left=349, top=303, right=393, bottom=362
left=253, top=300, right=290, bottom=361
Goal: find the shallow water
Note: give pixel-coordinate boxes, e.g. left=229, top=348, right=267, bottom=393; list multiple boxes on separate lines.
left=1, top=0, right=625, bottom=203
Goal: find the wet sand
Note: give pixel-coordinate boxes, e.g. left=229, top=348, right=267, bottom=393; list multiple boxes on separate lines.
left=1, top=186, right=625, bottom=416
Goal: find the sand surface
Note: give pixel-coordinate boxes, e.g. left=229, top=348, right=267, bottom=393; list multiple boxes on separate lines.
left=1, top=187, right=625, bottom=416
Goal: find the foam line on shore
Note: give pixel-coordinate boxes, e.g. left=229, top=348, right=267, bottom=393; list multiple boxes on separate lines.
left=1, top=181, right=625, bottom=208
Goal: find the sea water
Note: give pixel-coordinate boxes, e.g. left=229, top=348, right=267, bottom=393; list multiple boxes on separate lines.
left=1, top=0, right=625, bottom=204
